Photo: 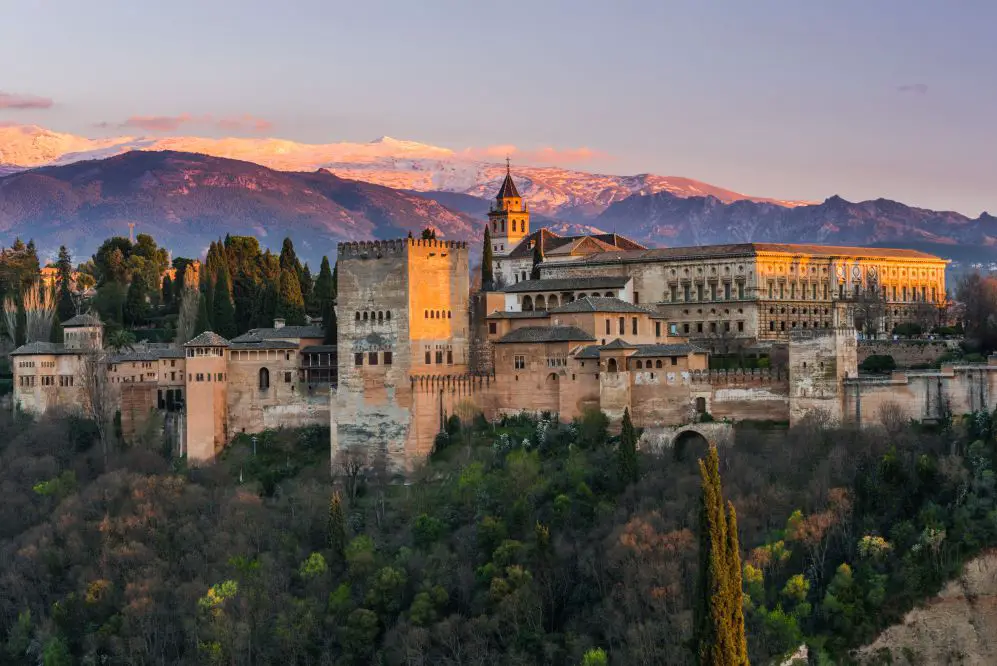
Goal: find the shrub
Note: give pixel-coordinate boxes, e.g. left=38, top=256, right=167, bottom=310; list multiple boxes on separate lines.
left=860, top=354, right=896, bottom=374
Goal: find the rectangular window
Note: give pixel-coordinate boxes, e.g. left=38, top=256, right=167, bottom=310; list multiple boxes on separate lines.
left=697, top=285, right=704, bottom=301
left=489, top=322, right=497, bottom=334
left=425, top=351, right=431, bottom=364
left=631, top=317, right=637, bottom=335
left=790, top=283, right=796, bottom=299
left=724, top=283, right=731, bottom=299
left=683, top=323, right=690, bottom=334
left=768, top=281, right=774, bottom=298
left=812, top=284, right=818, bottom=299
left=284, top=371, right=293, bottom=382
left=655, top=321, right=661, bottom=337
left=738, top=282, right=745, bottom=299
left=368, top=352, right=378, bottom=365
left=435, top=351, right=443, bottom=364
left=671, top=356, right=678, bottom=366
left=606, top=319, right=611, bottom=335
left=697, top=323, right=703, bottom=333
left=514, top=355, right=525, bottom=370
left=384, top=352, right=393, bottom=365
left=447, top=350, right=453, bottom=364
left=355, top=353, right=363, bottom=366
left=710, top=322, right=717, bottom=333
left=670, top=285, right=677, bottom=302
left=634, top=291, right=640, bottom=304
left=683, top=284, right=691, bottom=301
left=779, top=283, right=785, bottom=299
left=738, top=321, right=744, bottom=332
left=618, top=317, right=625, bottom=335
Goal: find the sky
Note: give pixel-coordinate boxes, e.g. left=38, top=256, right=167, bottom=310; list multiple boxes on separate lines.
left=2, top=0, right=996, bottom=216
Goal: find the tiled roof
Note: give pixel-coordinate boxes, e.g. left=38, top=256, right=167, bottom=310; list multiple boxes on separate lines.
left=10, top=341, right=76, bottom=356
left=62, top=313, right=102, bottom=327
left=506, top=229, right=645, bottom=259
left=110, top=345, right=185, bottom=362
left=229, top=340, right=299, bottom=350
left=574, top=342, right=704, bottom=359
left=495, top=326, right=596, bottom=344
left=301, top=345, right=337, bottom=353
left=486, top=310, right=550, bottom=319
left=501, top=276, right=630, bottom=294
left=496, top=170, right=521, bottom=199
left=549, top=297, right=652, bottom=314
left=184, top=331, right=230, bottom=347
left=230, top=325, right=325, bottom=343
left=600, top=338, right=637, bottom=350
left=574, top=242, right=944, bottom=265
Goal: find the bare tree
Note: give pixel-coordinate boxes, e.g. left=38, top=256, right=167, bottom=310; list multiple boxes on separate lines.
left=850, top=285, right=887, bottom=338
left=335, top=446, right=370, bottom=504
left=910, top=300, right=942, bottom=334
left=22, top=283, right=56, bottom=343
left=877, top=401, right=909, bottom=436
left=79, top=316, right=115, bottom=468
left=174, top=265, right=200, bottom=347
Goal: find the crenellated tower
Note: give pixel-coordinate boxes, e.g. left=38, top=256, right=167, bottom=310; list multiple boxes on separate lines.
left=487, top=159, right=530, bottom=257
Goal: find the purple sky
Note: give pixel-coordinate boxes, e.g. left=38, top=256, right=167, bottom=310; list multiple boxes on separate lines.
left=2, top=0, right=995, bottom=216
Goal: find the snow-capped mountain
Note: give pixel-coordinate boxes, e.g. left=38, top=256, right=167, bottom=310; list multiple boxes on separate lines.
left=0, top=124, right=812, bottom=220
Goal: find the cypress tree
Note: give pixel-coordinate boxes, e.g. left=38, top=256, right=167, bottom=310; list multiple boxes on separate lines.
left=313, top=256, right=337, bottom=342
left=531, top=234, right=544, bottom=279
left=162, top=274, right=174, bottom=309
left=193, top=290, right=211, bottom=337
left=211, top=267, right=237, bottom=338
left=617, top=407, right=639, bottom=485
left=299, top=262, right=313, bottom=314
left=694, top=445, right=748, bottom=666
left=55, top=246, right=76, bottom=324
left=275, top=265, right=306, bottom=325
left=481, top=226, right=495, bottom=291
left=328, top=490, right=346, bottom=564
left=123, top=271, right=149, bottom=326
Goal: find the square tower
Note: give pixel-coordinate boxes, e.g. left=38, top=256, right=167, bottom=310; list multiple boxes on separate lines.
left=487, top=161, right=530, bottom=257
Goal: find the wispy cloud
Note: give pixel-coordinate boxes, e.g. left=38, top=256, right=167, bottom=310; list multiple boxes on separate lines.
left=0, top=91, right=54, bottom=110
left=896, top=83, right=928, bottom=95
left=462, top=144, right=610, bottom=166
left=96, top=113, right=274, bottom=134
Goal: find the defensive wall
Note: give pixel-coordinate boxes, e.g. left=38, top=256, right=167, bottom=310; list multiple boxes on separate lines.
left=856, top=339, right=957, bottom=368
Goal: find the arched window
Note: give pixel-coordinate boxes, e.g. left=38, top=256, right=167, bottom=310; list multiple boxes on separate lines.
left=635, top=360, right=643, bottom=369
left=377, top=311, right=383, bottom=321
left=535, top=295, right=546, bottom=310
left=578, top=293, right=587, bottom=299
left=355, top=312, right=360, bottom=321
left=548, top=295, right=559, bottom=308
left=695, top=397, right=706, bottom=413
left=656, top=360, right=663, bottom=368
left=447, top=310, right=452, bottom=319
left=386, top=311, right=391, bottom=320
left=363, top=312, right=368, bottom=321
left=523, top=295, right=534, bottom=311
left=259, top=367, right=270, bottom=391
left=607, top=358, right=618, bottom=373
left=424, top=310, right=428, bottom=318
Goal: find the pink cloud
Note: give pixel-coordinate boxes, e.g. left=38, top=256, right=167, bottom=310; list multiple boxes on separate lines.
left=461, top=144, right=610, bottom=166
left=0, top=91, right=54, bottom=110
left=98, top=113, right=274, bottom=134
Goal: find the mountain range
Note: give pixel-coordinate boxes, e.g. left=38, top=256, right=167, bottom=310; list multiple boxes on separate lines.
left=1, top=124, right=995, bottom=267
left=0, top=124, right=811, bottom=220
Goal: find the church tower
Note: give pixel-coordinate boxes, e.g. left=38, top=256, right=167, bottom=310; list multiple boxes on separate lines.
left=487, top=159, right=530, bottom=257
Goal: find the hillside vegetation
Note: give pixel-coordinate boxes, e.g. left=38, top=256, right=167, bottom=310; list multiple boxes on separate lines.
left=0, top=408, right=995, bottom=664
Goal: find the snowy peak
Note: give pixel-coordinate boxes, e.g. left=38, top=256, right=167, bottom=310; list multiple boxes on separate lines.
left=0, top=124, right=812, bottom=217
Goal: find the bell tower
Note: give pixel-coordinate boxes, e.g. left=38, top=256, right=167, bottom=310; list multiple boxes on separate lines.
left=487, top=159, right=530, bottom=257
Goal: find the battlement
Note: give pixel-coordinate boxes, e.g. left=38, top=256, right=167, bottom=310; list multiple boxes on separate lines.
left=409, top=372, right=494, bottom=393
left=337, top=238, right=469, bottom=258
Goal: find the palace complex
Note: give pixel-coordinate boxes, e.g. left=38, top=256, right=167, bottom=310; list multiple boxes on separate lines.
left=10, top=167, right=988, bottom=471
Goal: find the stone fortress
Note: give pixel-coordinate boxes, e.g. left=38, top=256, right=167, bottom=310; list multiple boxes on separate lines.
left=10, top=166, right=996, bottom=469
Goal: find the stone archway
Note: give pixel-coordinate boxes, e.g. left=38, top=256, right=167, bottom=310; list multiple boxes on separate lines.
left=637, top=422, right=735, bottom=455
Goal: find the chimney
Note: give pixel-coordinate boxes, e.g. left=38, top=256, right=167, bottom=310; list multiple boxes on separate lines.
left=273, top=318, right=285, bottom=329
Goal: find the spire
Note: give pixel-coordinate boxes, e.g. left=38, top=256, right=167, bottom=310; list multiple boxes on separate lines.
left=496, top=158, right=521, bottom=200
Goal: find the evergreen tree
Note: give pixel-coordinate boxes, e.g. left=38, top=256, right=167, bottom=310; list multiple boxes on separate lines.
left=55, top=245, right=76, bottom=324
left=123, top=271, right=149, bottom=326
left=279, top=237, right=301, bottom=274
left=275, top=266, right=306, bottom=325
left=324, top=261, right=338, bottom=344
left=299, top=263, right=313, bottom=314
left=421, top=228, right=437, bottom=240
left=481, top=226, right=495, bottom=291
left=162, top=274, right=174, bottom=310
left=193, top=290, right=211, bottom=337
left=694, top=445, right=748, bottom=666
left=617, top=407, right=639, bottom=485
left=328, top=491, right=346, bottom=564
left=211, top=267, right=237, bottom=338
left=531, top=234, right=544, bottom=279
left=312, top=256, right=334, bottom=314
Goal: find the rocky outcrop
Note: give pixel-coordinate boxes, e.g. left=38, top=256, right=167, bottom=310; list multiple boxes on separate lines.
left=857, top=550, right=997, bottom=665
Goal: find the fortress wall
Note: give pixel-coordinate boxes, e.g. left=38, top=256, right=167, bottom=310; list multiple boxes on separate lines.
left=857, top=340, right=956, bottom=368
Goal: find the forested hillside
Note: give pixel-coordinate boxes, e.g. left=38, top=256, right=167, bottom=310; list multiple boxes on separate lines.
left=2, top=406, right=996, bottom=664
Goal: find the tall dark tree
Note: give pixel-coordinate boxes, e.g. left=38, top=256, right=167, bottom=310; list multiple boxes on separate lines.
left=275, top=266, right=306, bottom=325
left=421, top=228, right=437, bottom=240
left=299, top=263, right=313, bottom=314
left=161, top=274, right=174, bottom=310
left=311, top=257, right=334, bottom=316
left=193, top=289, right=211, bottom=338
left=531, top=234, right=544, bottom=279
left=123, top=271, right=149, bottom=326
left=328, top=491, right=347, bottom=565
left=617, top=407, right=639, bottom=486
left=694, top=445, right=748, bottom=666
left=211, top=267, right=237, bottom=338
left=279, top=237, right=301, bottom=274
left=55, top=246, right=76, bottom=324
left=481, top=226, right=495, bottom=291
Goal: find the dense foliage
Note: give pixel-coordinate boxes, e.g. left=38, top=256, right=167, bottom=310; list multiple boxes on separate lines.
left=1, top=408, right=996, bottom=664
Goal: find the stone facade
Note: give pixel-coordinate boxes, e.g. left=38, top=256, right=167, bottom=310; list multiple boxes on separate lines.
left=857, top=339, right=957, bottom=368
